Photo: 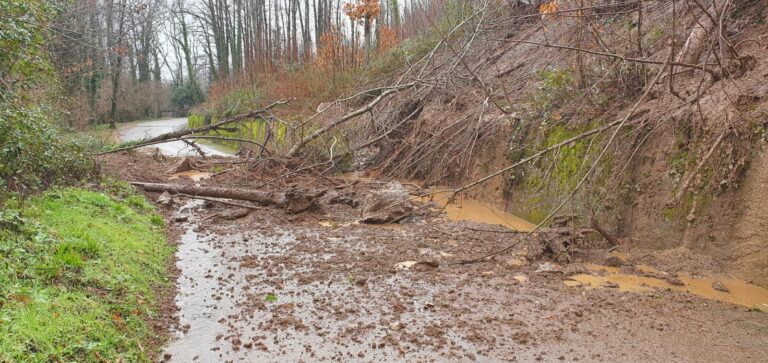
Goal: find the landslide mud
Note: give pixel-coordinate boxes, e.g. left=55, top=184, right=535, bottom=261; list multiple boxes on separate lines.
left=98, top=131, right=768, bottom=362
left=157, top=192, right=768, bottom=362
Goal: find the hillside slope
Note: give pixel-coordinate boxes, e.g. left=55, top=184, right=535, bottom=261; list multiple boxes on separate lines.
left=297, top=1, right=768, bottom=285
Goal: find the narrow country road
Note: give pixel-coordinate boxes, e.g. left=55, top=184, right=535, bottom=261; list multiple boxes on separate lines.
left=119, top=118, right=232, bottom=157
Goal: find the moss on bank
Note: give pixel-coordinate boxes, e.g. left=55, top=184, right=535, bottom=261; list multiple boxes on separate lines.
left=0, top=187, right=172, bottom=362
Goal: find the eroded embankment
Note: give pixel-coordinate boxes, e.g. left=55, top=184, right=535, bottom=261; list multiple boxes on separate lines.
left=290, top=2, right=768, bottom=287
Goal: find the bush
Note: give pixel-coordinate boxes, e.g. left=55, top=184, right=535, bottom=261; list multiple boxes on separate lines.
left=0, top=0, right=94, bottom=201
left=0, top=99, right=94, bottom=200
left=170, top=82, right=205, bottom=110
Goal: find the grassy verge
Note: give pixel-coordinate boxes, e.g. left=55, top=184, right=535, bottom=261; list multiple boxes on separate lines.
left=0, top=187, right=172, bottom=362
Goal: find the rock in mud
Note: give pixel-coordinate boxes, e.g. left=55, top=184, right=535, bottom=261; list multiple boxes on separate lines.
left=604, top=255, right=624, bottom=267
left=168, top=157, right=196, bottom=174
left=283, top=187, right=326, bottom=213
left=328, top=191, right=360, bottom=207
left=389, top=321, right=404, bottom=330
left=395, top=261, right=419, bottom=270
left=361, top=182, right=413, bottom=224
left=535, top=262, right=563, bottom=273
left=712, top=280, right=730, bottom=293
left=156, top=191, right=174, bottom=207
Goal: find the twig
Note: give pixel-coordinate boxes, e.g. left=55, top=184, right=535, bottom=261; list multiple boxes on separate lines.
left=286, top=82, right=418, bottom=157
left=498, top=38, right=717, bottom=76
left=182, top=139, right=207, bottom=157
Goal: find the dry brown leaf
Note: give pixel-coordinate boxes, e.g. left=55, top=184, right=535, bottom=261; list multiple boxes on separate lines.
left=539, top=0, right=559, bottom=20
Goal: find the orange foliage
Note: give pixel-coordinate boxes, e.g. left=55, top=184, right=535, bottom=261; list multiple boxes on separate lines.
left=538, top=0, right=559, bottom=20
left=343, top=0, right=380, bottom=23
left=208, top=61, right=356, bottom=118
left=378, top=26, right=398, bottom=53
left=316, top=29, right=345, bottom=69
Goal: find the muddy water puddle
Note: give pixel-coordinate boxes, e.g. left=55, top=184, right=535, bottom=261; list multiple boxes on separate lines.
left=337, top=173, right=535, bottom=232
left=565, top=263, right=768, bottom=311
left=417, top=189, right=536, bottom=232
left=169, top=170, right=212, bottom=182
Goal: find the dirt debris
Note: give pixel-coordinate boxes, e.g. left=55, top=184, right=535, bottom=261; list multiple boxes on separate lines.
left=97, top=153, right=768, bottom=362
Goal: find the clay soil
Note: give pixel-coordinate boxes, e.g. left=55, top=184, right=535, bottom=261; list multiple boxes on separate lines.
left=99, top=153, right=768, bottom=362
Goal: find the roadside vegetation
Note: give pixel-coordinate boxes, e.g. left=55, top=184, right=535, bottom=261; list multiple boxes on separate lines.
left=1, top=1, right=174, bottom=361
left=0, top=188, right=171, bottom=362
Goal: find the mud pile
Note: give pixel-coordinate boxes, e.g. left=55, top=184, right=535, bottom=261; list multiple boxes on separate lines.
left=100, top=153, right=768, bottom=362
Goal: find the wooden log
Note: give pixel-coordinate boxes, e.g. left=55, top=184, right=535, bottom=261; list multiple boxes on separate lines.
left=143, top=99, right=288, bottom=144
left=131, top=181, right=326, bottom=213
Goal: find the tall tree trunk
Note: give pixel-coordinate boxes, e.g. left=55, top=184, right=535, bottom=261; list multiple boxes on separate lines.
left=108, top=0, right=126, bottom=129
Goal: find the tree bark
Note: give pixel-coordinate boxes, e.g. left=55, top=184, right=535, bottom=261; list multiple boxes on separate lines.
left=132, top=182, right=326, bottom=213
left=142, top=99, right=287, bottom=143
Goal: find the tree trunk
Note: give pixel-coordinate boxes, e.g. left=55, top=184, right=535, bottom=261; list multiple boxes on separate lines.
left=131, top=182, right=326, bottom=213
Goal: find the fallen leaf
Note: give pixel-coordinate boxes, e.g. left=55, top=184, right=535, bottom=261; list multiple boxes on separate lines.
left=539, top=0, right=559, bottom=20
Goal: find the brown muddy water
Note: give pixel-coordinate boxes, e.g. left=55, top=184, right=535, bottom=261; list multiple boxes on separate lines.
left=169, top=170, right=212, bottom=182
left=564, top=263, right=768, bottom=311
left=417, top=189, right=536, bottom=232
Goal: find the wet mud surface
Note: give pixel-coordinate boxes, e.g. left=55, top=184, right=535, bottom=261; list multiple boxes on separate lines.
left=156, top=192, right=768, bottom=362
left=97, top=141, right=768, bottom=362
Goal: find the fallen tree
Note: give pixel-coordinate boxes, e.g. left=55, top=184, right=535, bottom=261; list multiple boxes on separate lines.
left=131, top=181, right=326, bottom=213
left=98, top=135, right=269, bottom=155
left=144, top=99, right=289, bottom=143
left=286, top=83, right=417, bottom=157
left=97, top=100, right=289, bottom=156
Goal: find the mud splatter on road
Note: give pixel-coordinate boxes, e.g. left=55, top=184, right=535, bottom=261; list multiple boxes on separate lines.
left=157, top=190, right=768, bottom=362
left=98, top=141, right=768, bottom=362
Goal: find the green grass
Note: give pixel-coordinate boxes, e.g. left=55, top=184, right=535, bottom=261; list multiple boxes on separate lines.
left=0, top=188, right=172, bottom=362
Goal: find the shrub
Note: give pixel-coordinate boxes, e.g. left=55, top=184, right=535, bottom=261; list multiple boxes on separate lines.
left=170, top=82, right=205, bottom=111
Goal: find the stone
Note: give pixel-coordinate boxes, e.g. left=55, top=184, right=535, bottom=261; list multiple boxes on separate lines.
left=157, top=191, right=174, bottom=207
left=361, top=182, right=414, bottom=224
left=712, top=280, right=730, bottom=293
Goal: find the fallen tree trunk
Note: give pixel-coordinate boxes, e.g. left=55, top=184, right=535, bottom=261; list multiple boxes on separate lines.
left=97, top=135, right=269, bottom=155
left=131, top=181, right=326, bottom=213
left=142, top=99, right=288, bottom=144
